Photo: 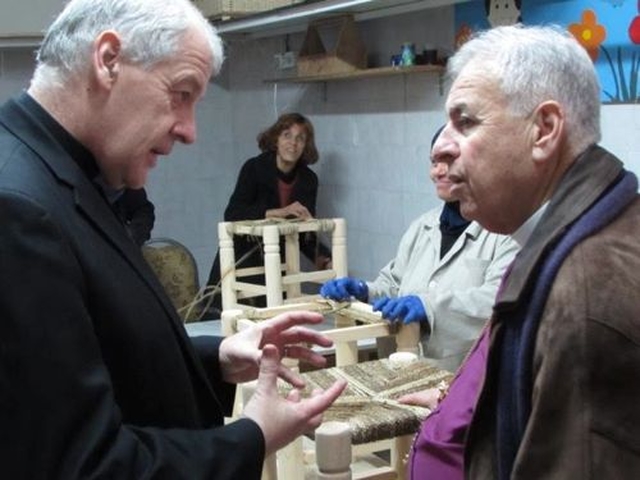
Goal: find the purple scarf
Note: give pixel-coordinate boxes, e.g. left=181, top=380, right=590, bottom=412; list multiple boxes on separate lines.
left=407, top=326, right=490, bottom=479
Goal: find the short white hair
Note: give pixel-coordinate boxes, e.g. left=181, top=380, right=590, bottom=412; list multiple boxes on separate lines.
left=32, top=0, right=224, bottom=87
left=448, top=24, right=601, bottom=149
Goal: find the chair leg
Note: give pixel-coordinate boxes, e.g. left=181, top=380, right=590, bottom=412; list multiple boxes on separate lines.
left=395, top=323, right=421, bottom=357
left=263, top=225, right=284, bottom=307
left=391, top=434, right=413, bottom=480
left=278, top=437, right=306, bottom=479
left=315, top=421, right=352, bottom=480
left=219, top=222, right=237, bottom=310
left=332, top=218, right=348, bottom=277
left=284, top=232, right=301, bottom=299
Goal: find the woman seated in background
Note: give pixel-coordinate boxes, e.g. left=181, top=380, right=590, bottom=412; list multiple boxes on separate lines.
left=320, top=127, right=519, bottom=372
left=205, top=113, right=331, bottom=317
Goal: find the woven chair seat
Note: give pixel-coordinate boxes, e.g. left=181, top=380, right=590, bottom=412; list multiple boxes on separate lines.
left=282, top=358, right=453, bottom=444
left=226, top=218, right=337, bottom=237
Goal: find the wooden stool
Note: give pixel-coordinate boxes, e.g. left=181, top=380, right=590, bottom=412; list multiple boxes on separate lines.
left=305, top=357, right=452, bottom=480
left=221, top=300, right=440, bottom=480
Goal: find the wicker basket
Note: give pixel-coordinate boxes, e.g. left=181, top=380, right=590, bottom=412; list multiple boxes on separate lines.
left=193, top=0, right=300, bottom=18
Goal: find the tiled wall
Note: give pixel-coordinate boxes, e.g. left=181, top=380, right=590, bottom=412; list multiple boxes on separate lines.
left=2, top=6, right=640, bottom=289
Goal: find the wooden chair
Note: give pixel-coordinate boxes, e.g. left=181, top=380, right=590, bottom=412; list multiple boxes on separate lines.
left=142, top=237, right=202, bottom=322
left=222, top=300, right=452, bottom=480
left=218, top=218, right=347, bottom=310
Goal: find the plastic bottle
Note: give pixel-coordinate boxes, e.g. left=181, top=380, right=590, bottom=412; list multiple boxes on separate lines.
left=400, top=42, right=416, bottom=66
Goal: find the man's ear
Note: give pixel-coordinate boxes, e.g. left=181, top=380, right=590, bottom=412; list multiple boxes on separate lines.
left=93, top=30, right=122, bottom=89
left=531, top=100, right=564, bottom=163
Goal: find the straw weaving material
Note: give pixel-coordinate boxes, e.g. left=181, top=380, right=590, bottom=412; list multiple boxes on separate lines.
left=227, top=218, right=337, bottom=236
left=281, top=358, right=453, bottom=444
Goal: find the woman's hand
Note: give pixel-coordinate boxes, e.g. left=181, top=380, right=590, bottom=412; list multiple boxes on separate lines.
left=266, top=201, right=312, bottom=220
left=315, top=255, right=332, bottom=270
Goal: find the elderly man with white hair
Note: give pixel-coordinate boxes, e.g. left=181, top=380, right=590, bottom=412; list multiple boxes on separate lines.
left=407, top=24, right=640, bottom=480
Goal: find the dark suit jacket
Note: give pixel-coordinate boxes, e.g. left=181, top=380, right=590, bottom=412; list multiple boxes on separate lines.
left=0, top=94, right=264, bottom=479
left=114, top=188, right=156, bottom=247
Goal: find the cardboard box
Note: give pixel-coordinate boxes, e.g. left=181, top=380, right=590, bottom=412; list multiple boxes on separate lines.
left=297, top=15, right=367, bottom=77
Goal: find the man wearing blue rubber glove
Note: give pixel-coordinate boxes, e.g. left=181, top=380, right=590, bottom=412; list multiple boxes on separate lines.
left=319, top=277, right=368, bottom=302
left=320, top=277, right=425, bottom=324
left=320, top=128, right=519, bottom=372
left=372, top=296, right=426, bottom=324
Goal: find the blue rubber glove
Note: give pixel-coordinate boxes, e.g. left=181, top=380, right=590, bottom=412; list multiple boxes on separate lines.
left=373, top=295, right=427, bottom=324
left=320, top=277, right=368, bottom=302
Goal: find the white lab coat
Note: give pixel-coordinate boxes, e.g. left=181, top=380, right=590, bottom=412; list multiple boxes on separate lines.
left=367, top=206, right=519, bottom=372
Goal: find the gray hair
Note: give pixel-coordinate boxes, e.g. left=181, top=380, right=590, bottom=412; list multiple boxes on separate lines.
left=32, top=0, right=224, bottom=87
left=448, top=24, right=601, bottom=149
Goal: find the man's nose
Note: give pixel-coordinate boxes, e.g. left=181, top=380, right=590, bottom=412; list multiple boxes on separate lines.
left=173, top=115, right=197, bottom=144
left=431, top=126, right=456, bottom=165
left=433, top=162, right=449, bottom=176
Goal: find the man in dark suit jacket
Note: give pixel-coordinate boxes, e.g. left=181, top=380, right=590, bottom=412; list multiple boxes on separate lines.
left=0, top=0, right=345, bottom=478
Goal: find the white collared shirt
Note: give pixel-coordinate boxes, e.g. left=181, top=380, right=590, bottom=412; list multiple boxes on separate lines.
left=512, top=202, right=549, bottom=248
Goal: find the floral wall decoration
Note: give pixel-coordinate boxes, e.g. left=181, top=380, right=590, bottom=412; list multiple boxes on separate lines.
left=455, top=0, right=640, bottom=104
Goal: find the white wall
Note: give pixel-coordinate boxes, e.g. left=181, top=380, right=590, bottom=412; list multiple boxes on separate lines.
left=0, top=0, right=64, bottom=38
left=2, top=6, right=640, bottom=289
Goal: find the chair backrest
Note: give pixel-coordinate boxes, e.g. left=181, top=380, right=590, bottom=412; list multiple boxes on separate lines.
left=142, top=237, right=201, bottom=322
left=218, top=218, right=348, bottom=310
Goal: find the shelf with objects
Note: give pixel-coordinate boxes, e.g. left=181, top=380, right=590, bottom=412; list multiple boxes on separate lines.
left=264, top=63, right=444, bottom=83
left=264, top=13, right=446, bottom=94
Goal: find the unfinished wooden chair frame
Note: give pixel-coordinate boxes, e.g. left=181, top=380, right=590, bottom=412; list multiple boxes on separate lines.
left=221, top=299, right=429, bottom=480
left=218, top=218, right=347, bottom=310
